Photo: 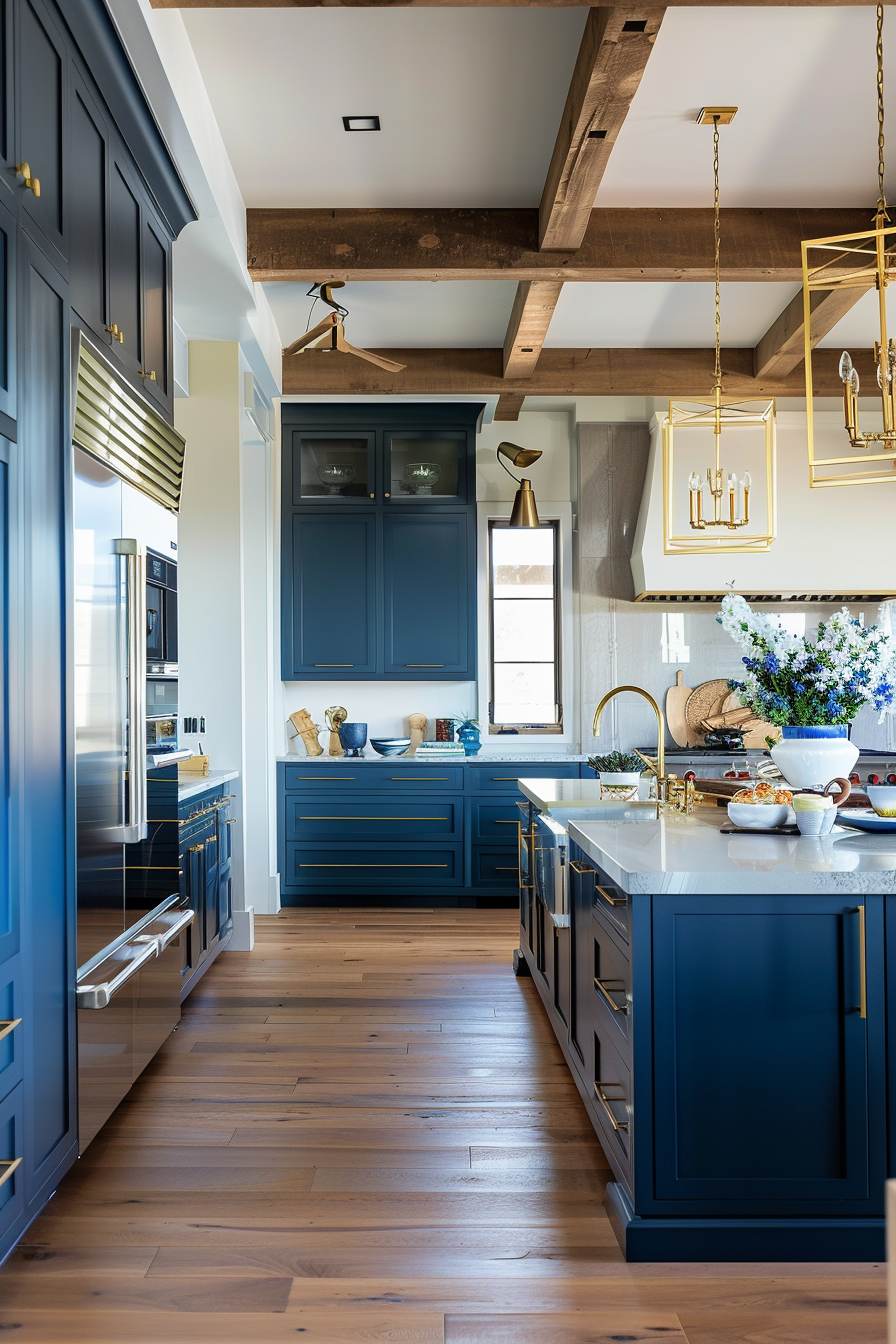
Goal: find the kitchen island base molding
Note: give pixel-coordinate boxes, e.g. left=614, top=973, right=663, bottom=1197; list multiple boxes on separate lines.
left=606, top=1184, right=885, bottom=1263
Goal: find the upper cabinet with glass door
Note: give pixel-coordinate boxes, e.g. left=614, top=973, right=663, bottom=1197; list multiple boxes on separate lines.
left=292, top=431, right=376, bottom=503
left=384, top=430, right=469, bottom=505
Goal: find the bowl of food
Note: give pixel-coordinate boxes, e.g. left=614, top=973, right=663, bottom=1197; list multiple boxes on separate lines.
left=727, top=783, right=794, bottom=830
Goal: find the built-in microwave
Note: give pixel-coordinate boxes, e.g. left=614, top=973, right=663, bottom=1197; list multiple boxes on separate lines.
left=147, top=549, right=177, bottom=673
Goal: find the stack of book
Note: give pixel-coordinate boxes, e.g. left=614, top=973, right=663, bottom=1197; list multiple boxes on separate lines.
left=414, top=742, right=465, bottom=761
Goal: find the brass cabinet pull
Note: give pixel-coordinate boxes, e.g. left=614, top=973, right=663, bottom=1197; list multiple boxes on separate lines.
left=495, top=867, right=517, bottom=872
left=225, top=819, right=237, bottom=826
left=384, top=492, right=391, bottom=498
left=14, top=162, right=39, bottom=196
left=0, top=1018, right=21, bottom=1043
left=300, top=776, right=355, bottom=780
left=857, top=904, right=867, bottom=1020
left=392, top=777, right=448, bottom=781
left=405, top=664, right=443, bottom=668
left=105, top=323, right=124, bottom=344
left=595, top=883, right=626, bottom=909
left=300, top=863, right=448, bottom=869
left=594, top=1081, right=629, bottom=1133
left=594, top=978, right=628, bottom=1015
left=300, top=816, right=447, bottom=822
left=189, top=843, right=205, bottom=852
left=140, top=369, right=157, bottom=382
left=369, top=493, right=375, bottom=499
left=0, top=1157, right=22, bottom=1189
left=314, top=664, right=354, bottom=667
left=493, top=819, right=518, bottom=824
left=569, top=860, right=594, bottom=875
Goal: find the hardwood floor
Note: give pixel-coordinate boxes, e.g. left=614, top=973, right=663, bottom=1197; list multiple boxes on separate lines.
left=0, top=908, right=886, bottom=1342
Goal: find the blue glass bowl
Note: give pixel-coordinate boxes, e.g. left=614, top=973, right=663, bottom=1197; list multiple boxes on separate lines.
left=370, top=738, right=411, bottom=757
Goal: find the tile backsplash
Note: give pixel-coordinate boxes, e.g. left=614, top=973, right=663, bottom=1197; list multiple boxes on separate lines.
left=577, top=423, right=896, bottom=755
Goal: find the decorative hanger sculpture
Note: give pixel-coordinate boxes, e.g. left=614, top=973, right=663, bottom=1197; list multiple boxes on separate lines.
left=282, top=282, right=406, bottom=374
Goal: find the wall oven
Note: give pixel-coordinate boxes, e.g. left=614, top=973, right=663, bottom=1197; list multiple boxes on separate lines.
left=147, top=549, right=177, bottom=673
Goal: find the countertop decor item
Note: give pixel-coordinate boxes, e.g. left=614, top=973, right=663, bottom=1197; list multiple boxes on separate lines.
left=436, top=717, right=456, bottom=742
left=407, top=712, right=427, bottom=756
left=802, top=4, right=896, bottom=488
left=455, top=716, right=481, bottom=756
left=718, top=593, right=896, bottom=786
left=369, top=737, right=411, bottom=757
left=867, top=785, right=896, bottom=816
left=401, top=462, right=440, bottom=495
left=662, top=107, right=776, bottom=555
left=665, top=670, right=694, bottom=747
left=496, top=441, right=543, bottom=528
left=325, top=705, right=347, bottom=757
left=282, top=282, right=406, bottom=375
left=338, top=721, right=367, bottom=757
left=684, top=679, right=731, bottom=744
left=288, top=708, right=323, bottom=756
left=837, top=808, right=896, bottom=833
left=588, top=751, right=645, bottom=801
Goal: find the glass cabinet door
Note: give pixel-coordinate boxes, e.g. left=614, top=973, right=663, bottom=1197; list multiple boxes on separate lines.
left=384, top=431, right=468, bottom=504
left=292, top=431, right=375, bottom=503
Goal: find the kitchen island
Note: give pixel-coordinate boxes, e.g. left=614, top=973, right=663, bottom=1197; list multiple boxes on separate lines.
left=516, top=783, right=896, bottom=1262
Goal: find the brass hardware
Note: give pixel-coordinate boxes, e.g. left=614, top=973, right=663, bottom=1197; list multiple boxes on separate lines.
left=858, top=904, right=867, bottom=1019
left=696, top=106, right=738, bottom=125
left=492, top=778, right=520, bottom=781
left=300, top=816, right=447, bottom=821
left=594, top=685, right=666, bottom=817
left=495, top=867, right=517, bottom=871
left=14, top=162, right=39, bottom=195
left=140, top=369, right=157, bottom=382
left=0, top=1018, right=21, bottom=1042
left=594, top=1081, right=629, bottom=1133
left=594, top=978, right=629, bottom=1015
left=392, top=777, right=448, bottom=781
left=405, top=664, right=444, bottom=668
left=493, top=819, right=518, bottom=824
left=105, top=323, right=125, bottom=344
left=595, top=883, right=626, bottom=910
left=569, top=860, right=593, bottom=876
left=300, top=863, right=448, bottom=868
left=189, top=843, right=205, bottom=852
left=384, top=492, right=391, bottom=498
left=225, top=818, right=237, bottom=825
left=314, top=663, right=354, bottom=667
left=0, top=1157, right=22, bottom=1189
left=369, top=493, right=375, bottom=498
left=300, top=776, right=355, bottom=780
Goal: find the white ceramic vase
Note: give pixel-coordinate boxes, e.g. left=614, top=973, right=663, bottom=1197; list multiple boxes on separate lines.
left=599, top=771, right=641, bottom=801
left=769, top=726, right=859, bottom=790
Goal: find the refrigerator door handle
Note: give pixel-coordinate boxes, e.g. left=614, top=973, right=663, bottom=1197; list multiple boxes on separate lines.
left=76, top=936, right=160, bottom=1010
left=114, top=539, right=147, bottom=842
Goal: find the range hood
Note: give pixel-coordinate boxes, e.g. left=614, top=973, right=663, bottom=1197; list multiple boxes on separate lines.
left=630, top=410, right=896, bottom=603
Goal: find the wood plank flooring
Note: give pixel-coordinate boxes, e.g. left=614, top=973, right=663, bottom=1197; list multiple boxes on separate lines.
left=0, top=908, right=886, bottom=1342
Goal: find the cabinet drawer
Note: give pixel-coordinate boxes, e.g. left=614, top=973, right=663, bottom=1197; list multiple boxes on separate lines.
left=0, top=1081, right=24, bottom=1244
left=593, top=1021, right=632, bottom=1180
left=284, top=844, right=462, bottom=887
left=471, top=847, right=520, bottom=888
left=467, top=763, right=580, bottom=793
left=283, top=764, right=464, bottom=793
left=468, top=797, right=523, bottom=844
left=0, top=961, right=22, bottom=1106
left=593, top=916, right=631, bottom=1049
left=286, top=795, right=462, bottom=843
left=592, top=867, right=630, bottom=944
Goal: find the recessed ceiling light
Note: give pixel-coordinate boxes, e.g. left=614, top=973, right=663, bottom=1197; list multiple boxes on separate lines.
left=343, top=116, right=381, bottom=132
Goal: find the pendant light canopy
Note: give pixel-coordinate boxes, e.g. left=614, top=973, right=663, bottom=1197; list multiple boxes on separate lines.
left=662, top=109, right=777, bottom=555
left=497, top=442, right=543, bottom=528
left=802, top=4, right=896, bottom=488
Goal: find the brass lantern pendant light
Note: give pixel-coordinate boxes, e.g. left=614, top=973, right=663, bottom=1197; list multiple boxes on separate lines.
left=662, top=109, right=777, bottom=554
left=496, top=442, right=542, bottom=527
left=803, top=4, right=896, bottom=487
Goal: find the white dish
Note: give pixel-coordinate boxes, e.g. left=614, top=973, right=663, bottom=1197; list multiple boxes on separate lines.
left=727, top=801, right=791, bottom=830
left=866, top=785, right=896, bottom=817
left=836, top=808, right=896, bottom=834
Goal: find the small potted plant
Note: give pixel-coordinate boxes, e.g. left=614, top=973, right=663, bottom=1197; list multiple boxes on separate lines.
left=588, top=750, right=644, bottom=801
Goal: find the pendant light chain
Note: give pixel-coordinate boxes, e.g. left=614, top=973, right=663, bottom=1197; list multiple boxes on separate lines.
left=879, top=0, right=886, bottom=209
left=713, top=114, right=722, bottom=392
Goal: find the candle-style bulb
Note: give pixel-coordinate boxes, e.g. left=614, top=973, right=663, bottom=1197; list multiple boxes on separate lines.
left=743, top=470, right=751, bottom=489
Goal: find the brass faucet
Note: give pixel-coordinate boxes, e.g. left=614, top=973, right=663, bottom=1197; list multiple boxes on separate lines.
left=592, top=685, right=701, bottom=818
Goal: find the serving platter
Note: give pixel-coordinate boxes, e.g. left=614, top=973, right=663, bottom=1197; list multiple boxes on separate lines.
left=836, top=809, right=896, bottom=833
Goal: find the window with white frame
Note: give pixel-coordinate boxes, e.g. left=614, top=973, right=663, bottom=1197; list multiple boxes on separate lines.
left=488, top=520, right=562, bottom=733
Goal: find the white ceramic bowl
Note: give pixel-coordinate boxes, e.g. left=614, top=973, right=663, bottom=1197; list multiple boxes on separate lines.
left=727, top=801, right=791, bottom=830
left=866, top=785, right=896, bottom=817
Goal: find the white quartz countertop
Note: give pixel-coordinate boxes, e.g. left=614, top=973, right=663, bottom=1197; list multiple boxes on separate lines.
left=519, top=778, right=618, bottom=808
left=177, top=769, right=239, bottom=801
left=277, top=753, right=590, bottom=764
left=568, top=811, right=896, bottom=894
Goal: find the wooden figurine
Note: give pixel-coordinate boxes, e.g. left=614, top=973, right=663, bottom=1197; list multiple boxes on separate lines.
left=288, top=708, right=323, bottom=757
left=325, top=705, right=347, bottom=757
left=407, top=712, right=427, bottom=757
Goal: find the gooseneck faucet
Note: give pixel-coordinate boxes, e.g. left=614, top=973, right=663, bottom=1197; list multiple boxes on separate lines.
left=592, top=685, right=667, bottom=813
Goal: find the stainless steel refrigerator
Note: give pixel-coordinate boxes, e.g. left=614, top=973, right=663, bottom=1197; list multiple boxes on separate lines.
left=73, top=447, right=192, bottom=1150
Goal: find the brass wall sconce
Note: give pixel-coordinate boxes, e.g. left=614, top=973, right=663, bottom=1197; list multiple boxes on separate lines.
left=497, top=442, right=543, bottom=527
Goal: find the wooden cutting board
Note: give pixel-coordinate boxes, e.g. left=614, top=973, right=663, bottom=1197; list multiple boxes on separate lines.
left=718, top=690, right=781, bottom=751
left=665, top=670, right=693, bottom=748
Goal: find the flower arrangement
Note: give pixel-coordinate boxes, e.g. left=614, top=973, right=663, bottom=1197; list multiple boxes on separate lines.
left=717, top=593, right=896, bottom=727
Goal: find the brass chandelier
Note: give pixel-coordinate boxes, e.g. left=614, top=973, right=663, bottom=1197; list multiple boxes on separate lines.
left=802, top=4, right=896, bottom=487
left=662, top=109, right=777, bottom=555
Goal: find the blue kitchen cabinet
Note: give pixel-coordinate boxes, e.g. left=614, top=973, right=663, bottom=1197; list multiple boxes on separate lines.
left=16, top=0, right=68, bottom=269
left=280, top=405, right=480, bottom=682
left=178, top=783, right=236, bottom=1001
left=382, top=512, right=473, bottom=678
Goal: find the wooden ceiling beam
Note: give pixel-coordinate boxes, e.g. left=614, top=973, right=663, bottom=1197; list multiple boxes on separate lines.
left=539, top=8, right=664, bottom=251
left=249, top=207, right=872, bottom=284
left=502, top=280, right=565, bottom=378
left=753, top=285, right=871, bottom=380
left=282, top=345, right=873, bottom=398
left=494, top=392, right=527, bottom=421
left=150, top=0, right=875, bottom=9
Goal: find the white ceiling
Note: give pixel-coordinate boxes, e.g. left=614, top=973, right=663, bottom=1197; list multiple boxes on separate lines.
left=180, top=8, right=586, bottom=208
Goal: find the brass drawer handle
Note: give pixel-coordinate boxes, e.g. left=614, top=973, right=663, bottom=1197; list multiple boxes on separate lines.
left=300, top=815, right=447, bottom=822
left=857, top=904, right=867, bottom=1020
left=493, top=819, right=518, bottom=824
left=0, top=1018, right=21, bottom=1043
left=405, top=664, right=444, bottom=667
left=225, top=819, right=237, bottom=826
left=189, top=843, right=205, bottom=852
left=392, top=777, right=448, bottom=781
left=14, top=161, right=39, bottom=196
left=594, top=978, right=628, bottom=1015
left=105, top=322, right=124, bottom=343
left=491, top=777, right=520, bottom=781
left=300, top=863, right=448, bottom=869
left=314, top=664, right=354, bottom=667
left=595, top=883, right=626, bottom=909
left=140, top=369, right=157, bottom=382
left=299, top=776, right=355, bottom=780
left=495, top=867, right=517, bottom=871
left=569, top=860, right=593, bottom=875
left=0, top=1157, right=22, bottom=1189
left=594, top=1081, right=629, bottom=1133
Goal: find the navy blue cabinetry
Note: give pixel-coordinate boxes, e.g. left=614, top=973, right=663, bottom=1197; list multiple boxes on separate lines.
left=281, top=405, right=481, bottom=682
left=178, top=782, right=236, bottom=1001
left=525, top=841, right=890, bottom=1261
